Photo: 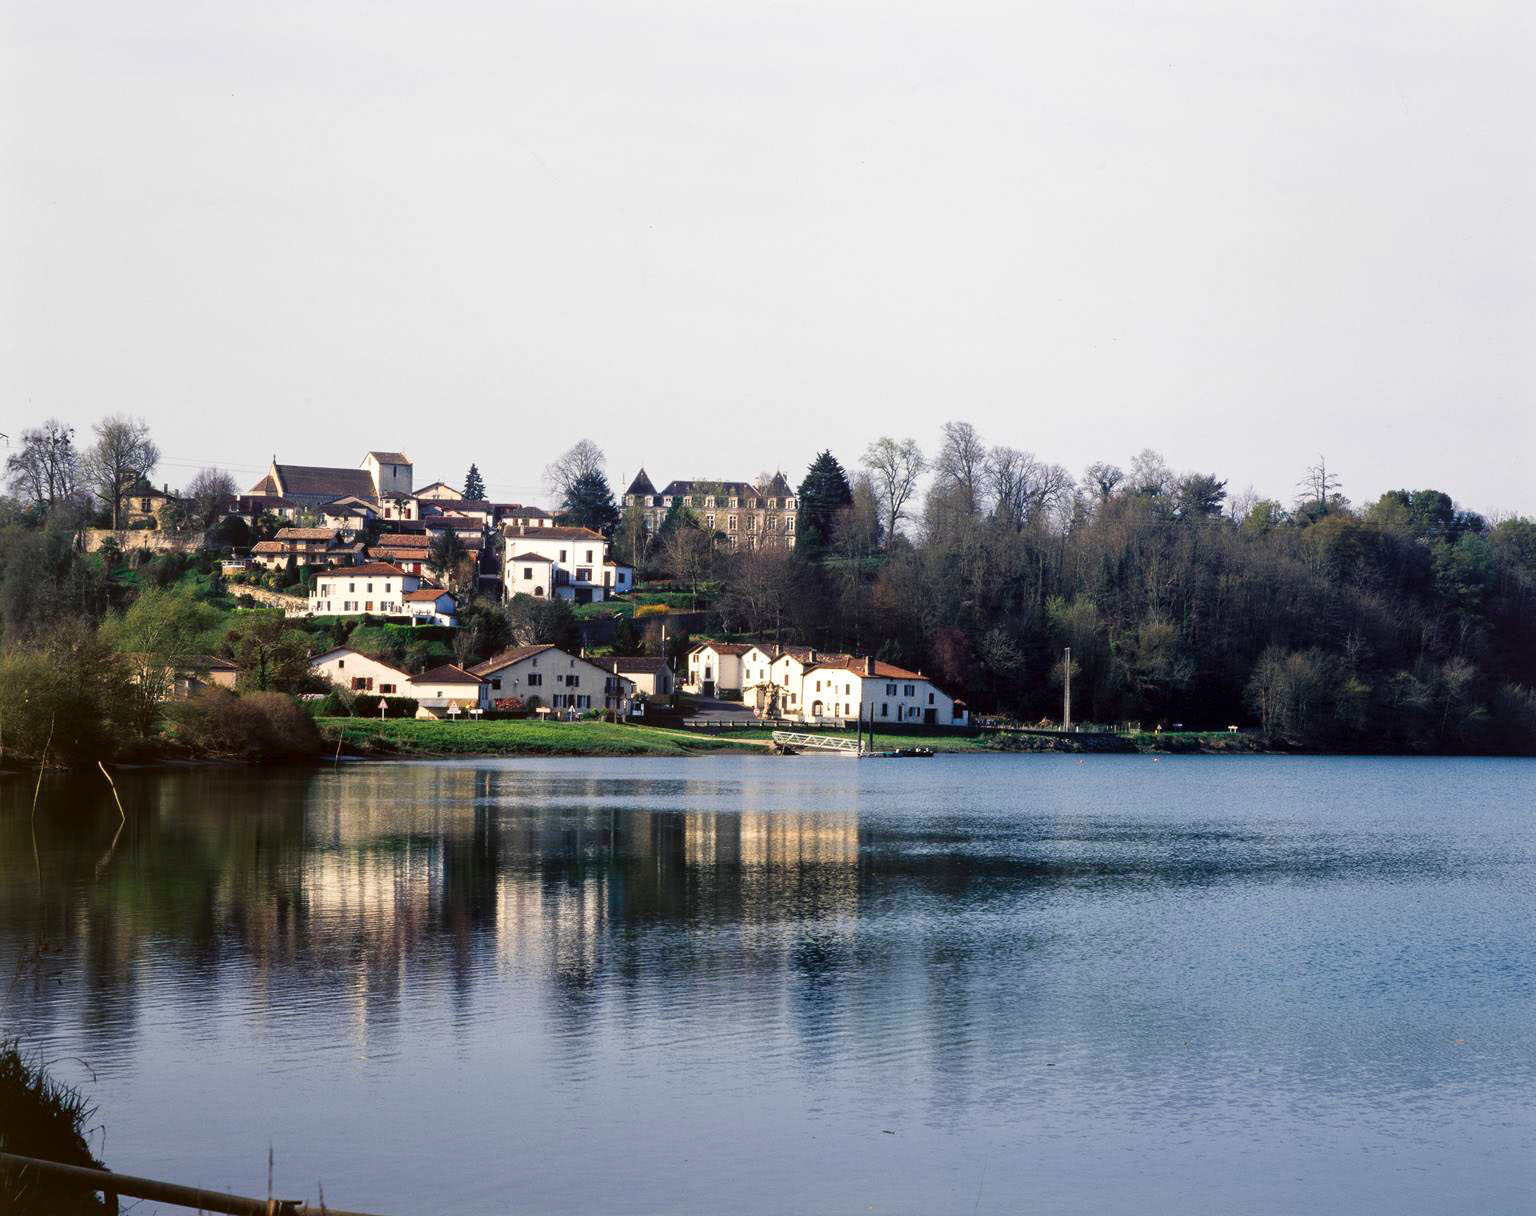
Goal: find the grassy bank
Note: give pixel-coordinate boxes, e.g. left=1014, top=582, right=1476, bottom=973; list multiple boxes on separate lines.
left=0, top=1040, right=110, bottom=1214
left=319, top=717, right=766, bottom=757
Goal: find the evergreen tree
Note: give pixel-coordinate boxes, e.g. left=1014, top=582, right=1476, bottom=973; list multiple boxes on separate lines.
left=463, top=463, right=486, bottom=501
left=562, top=469, right=620, bottom=534
left=796, top=451, right=854, bottom=556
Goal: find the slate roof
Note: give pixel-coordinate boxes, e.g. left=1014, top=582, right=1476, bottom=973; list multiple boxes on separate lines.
left=643, top=473, right=796, bottom=505
left=624, top=468, right=657, bottom=497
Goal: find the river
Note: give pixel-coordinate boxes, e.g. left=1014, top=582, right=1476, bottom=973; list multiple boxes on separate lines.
left=2, top=755, right=1533, bottom=1214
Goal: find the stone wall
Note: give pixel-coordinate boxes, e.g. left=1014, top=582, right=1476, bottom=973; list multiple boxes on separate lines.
left=82, top=529, right=201, bottom=555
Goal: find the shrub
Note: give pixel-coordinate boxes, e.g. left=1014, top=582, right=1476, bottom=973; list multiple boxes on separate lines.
left=0, top=1039, right=110, bottom=1213
left=635, top=603, right=670, bottom=618
left=172, top=689, right=322, bottom=759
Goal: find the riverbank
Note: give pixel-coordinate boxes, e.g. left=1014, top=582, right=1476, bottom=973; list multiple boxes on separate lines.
left=319, top=717, right=768, bottom=758
left=315, top=719, right=1271, bottom=759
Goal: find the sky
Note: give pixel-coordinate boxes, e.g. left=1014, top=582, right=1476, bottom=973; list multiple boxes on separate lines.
left=3, top=0, right=1533, bottom=513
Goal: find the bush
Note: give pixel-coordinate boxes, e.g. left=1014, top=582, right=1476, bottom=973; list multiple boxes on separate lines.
left=0, top=1039, right=110, bottom=1213
left=171, top=689, right=322, bottom=759
left=635, top=603, right=670, bottom=618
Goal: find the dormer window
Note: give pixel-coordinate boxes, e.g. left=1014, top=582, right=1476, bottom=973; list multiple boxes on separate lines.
left=729, top=497, right=738, bottom=508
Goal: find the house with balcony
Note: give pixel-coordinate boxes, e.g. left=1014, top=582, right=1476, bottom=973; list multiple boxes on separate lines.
left=304, top=561, right=457, bottom=621
left=470, top=644, right=633, bottom=715
left=501, top=525, right=634, bottom=603
left=789, top=655, right=968, bottom=728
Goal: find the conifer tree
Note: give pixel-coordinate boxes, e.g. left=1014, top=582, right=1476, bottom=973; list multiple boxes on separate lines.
left=463, top=463, right=486, bottom=501
left=796, top=451, right=854, bottom=556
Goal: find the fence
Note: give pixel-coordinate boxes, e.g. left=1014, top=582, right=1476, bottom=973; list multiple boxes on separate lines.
left=0, top=1151, right=386, bottom=1216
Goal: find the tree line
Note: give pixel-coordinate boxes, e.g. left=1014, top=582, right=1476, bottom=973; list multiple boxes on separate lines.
left=547, top=426, right=1536, bottom=753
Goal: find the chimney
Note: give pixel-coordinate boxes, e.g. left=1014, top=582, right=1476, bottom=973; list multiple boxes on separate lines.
left=864, top=655, right=875, bottom=677
left=808, top=649, right=816, bottom=664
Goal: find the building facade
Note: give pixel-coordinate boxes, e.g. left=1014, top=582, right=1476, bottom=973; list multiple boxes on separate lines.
left=621, top=470, right=798, bottom=552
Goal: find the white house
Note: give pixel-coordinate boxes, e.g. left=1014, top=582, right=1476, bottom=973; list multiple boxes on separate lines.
left=415, top=481, right=463, bottom=501
left=470, top=644, right=633, bottom=715
left=310, top=647, right=488, bottom=713
left=792, top=656, right=968, bottom=728
left=683, top=642, right=755, bottom=697
left=591, top=655, right=675, bottom=699
left=305, top=562, right=456, bottom=623
left=753, top=646, right=847, bottom=717
left=501, top=526, right=633, bottom=603
left=403, top=587, right=459, bottom=625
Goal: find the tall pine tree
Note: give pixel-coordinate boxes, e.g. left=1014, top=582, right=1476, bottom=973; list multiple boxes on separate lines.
left=796, top=451, right=854, bottom=557
left=463, top=463, right=486, bottom=500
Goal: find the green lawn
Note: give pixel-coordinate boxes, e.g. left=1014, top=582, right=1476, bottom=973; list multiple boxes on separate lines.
left=318, top=717, right=767, bottom=757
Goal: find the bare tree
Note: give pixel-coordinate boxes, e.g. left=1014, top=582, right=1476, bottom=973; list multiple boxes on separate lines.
left=544, top=439, right=605, bottom=505
left=6, top=420, right=80, bottom=511
left=184, top=467, right=239, bottom=531
left=933, top=421, right=987, bottom=515
left=1297, top=454, right=1344, bottom=515
left=988, top=447, right=1074, bottom=527
left=861, top=436, right=926, bottom=543
left=84, top=415, right=160, bottom=529
left=1083, top=461, right=1125, bottom=502
left=661, top=521, right=713, bottom=609
left=1129, top=448, right=1174, bottom=497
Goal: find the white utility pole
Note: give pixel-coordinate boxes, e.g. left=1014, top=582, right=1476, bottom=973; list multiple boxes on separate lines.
left=1063, top=646, right=1072, bottom=733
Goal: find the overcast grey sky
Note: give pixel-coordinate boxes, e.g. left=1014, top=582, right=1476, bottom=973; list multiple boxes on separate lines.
left=3, top=0, right=1532, bottom=512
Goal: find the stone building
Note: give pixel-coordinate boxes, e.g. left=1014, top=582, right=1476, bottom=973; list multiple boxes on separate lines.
left=621, top=469, right=798, bottom=551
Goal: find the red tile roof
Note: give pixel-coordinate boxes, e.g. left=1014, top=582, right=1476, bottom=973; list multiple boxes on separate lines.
left=332, top=562, right=408, bottom=577
left=403, top=589, right=453, bottom=602
left=414, top=663, right=481, bottom=684
left=502, top=525, right=606, bottom=541
left=469, top=644, right=558, bottom=675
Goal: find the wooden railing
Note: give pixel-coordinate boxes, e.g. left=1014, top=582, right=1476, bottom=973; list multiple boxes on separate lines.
left=0, top=1151, right=387, bottom=1216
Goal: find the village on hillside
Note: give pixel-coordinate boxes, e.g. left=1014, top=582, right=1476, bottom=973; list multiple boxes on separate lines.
left=65, top=442, right=968, bottom=733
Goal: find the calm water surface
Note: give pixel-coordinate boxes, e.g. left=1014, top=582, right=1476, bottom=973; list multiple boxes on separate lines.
left=2, top=755, right=1533, bottom=1214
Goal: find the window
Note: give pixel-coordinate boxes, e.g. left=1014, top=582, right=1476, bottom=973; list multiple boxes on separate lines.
left=886, top=683, right=896, bottom=695
left=380, top=683, right=396, bottom=694
left=349, top=583, right=356, bottom=592
left=768, top=498, right=777, bottom=509
left=559, top=549, right=567, bottom=562
left=367, top=582, right=373, bottom=592
left=786, top=514, right=795, bottom=532
left=881, top=703, right=889, bottom=718
left=929, top=692, right=935, bottom=704
left=768, top=514, right=778, bottom=529
left=351, top=676, right=373, bottom=691
left=745, top=515, right=756, bottom=531
left=586, top=549, right=593, bottom=562
left=729, top=497, right=738, bottom=508
left=683, top=495, right=693, bottom=506
left=786, top=498, right=796, bottom=510
left=728, top=515, right=738, bottom=531
left=491, top=679, right=502, bottom=690
left=524, top=567, right=534, bottom=580
left=904, top=684, right=915, bottom=696
left=338, top=659, right=345, bottom=669
left=527, top=673, right=542, bottom=687
left=705, top=496, right=715, bottom=508
left=706, top=514, right=715, bottom=528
